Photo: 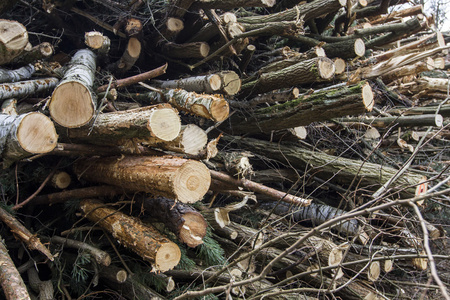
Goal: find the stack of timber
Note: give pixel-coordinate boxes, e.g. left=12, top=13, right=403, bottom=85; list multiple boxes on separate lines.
left=0, top=1, right=449, bottom=300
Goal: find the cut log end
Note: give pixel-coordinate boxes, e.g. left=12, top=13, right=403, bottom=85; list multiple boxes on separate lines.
left=221, top=71, right=241, bottom=95
left=208, top=74, right=222, bottom=91
left=0, top=20, right=28, bottom=64
left=198, top=43, right=210, bottom=58
left=329, top=247, right=343, bottom=266
left=318, top=57, right=335, bottom=80
left=127, top=37, right=141, bottom=59
left=174, top=160, right=211, bottom=203
left=435, top=114, right=443, bottom=127
left=368, top=261, right=381, bottom=281
left=148, top=107, right=181, bottom=141
left=17, top=112, right=58, bottom=153
left=50, top=81, right=95, bottom=128
left=210, top=97, right=230, bottom=122
left=166, top=18, right=184, bottom=33
left=383, top=259, right=394, bottom=273
left=154, top=241, right=181, bottom=272
left=179, top=211, right=207, bottom=247
left=362, top=83, right=374, bottom=112
left=354, top=38, right=366, bottom=57
left=51, top=171, right=71, bottom=189
left=181, top=124, right=208, bottom=155
left=334, top=58, right=346, bottom=74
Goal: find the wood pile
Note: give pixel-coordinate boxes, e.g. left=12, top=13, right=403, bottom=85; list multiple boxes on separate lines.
left=0, top=0, right=449, bottom=299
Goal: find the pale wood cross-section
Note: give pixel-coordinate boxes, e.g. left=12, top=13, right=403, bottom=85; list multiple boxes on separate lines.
left=0, top=19, right=28, bottom=65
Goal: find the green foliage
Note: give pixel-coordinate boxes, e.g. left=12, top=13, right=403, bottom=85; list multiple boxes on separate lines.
left=69, top=251, right=93, bottom=296
left=176, top=242, right=196, bottom=271
left=196, top=228, right=226, bottom=267
left=131, top=262, right=167, bottom=292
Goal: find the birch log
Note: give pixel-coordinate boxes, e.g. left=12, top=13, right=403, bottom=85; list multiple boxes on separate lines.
left=74, top=155, right=211, bottom=203
left=0, top=64, right=35, bottom=83
left=80, top=199, right=181, bottom=272
left=49, top=49, right=97, bottom=128
left=66, top=104, right=181, bottom=144
left=0, top=19, right=28, bottom=65
left=140, top=89, right=230, bottom=122
left=0, top=112, right=57, bottom=166
left=0, top=77, right=59, bottom=101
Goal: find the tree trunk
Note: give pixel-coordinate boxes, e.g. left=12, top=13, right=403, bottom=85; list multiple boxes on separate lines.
left=0, top=77, right=59, bottom=101
left=106, top=37, right=141, bottom=74
left=0, top=236, right=30, bottom=300
left=231, top=81, right=373, bottom=134
left=139, top=196, right=207, bottom=247
left=79, top=199, right=180, bottom=272
left=74, top=155, right=211, bottom=204
left=66, top=104, right=181, bottom=144
left=0, top=112, right=57, bottom=167
left=138, top=89, right=230, bottom=122
left=224, top=136, right=427, bottom=197
left=241, top=57, right=335, bottom=95
left=49, top=49, right=97, bottom=128
left=0, top=19, right=28, bottom=65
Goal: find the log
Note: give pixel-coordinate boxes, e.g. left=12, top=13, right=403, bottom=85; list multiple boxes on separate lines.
left=74, top=155, right=211, bottom=203
left=0, top=19, right=28, bottom=65
left=106, top=37, right=141, bottom=73
left=79, top=199, right=181, bottom=272
left=11, top=42, right=54, bottom=64
left=99, top=265, right=127, bottom=284
left=241, top=57, right=335, bottom=95
left=141, top=124, right=207, bottom=156
left=0, top=112, right=57, bottom=166
left=84, top=31, right=110, bottom=54
left=368, top=4, right=424, bottom=25
left=0, top=64, right=35, bottom=83
left=138, top=89, right=229, bottom=122
left=153, top=73, right=222, bottom=94
left=342, top=252, right=381, bottom=281
left=49, top=49, right=97, bottom=128
left=139, top=196, right=207, bottom=247
left=238, top=0, right=346, bottom=24
left=0, top=235, right=31, bottom=300
left=230, top=88, right=300, bottom=108
left=381, top=59, right=434, bottom=83
left=217, top=71, right=241, bottom=95
left=163, top=42, right=210, bottom=59
left=231, top=81, right=373, bottom=134
left=194, top=0, right=276, bottom=9
left=66, top=104, right=181, bottom=144
left=342, top=114, right=444, bottom=128
left=50, top=171, right=71, bottom=189
left=0, top=77, right=59, bottom=101
left=224, top=136, right=428, bottom=196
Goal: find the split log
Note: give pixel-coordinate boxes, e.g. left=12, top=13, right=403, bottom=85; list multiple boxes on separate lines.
left=231, top=81, right=373, bottom=134
left=0, top=235, right=30, bottom=300
left=153, top=73, right=222, bottom=94
left=0, top=19, right=28, bottom=65
left=141, top=124, right=207, bottom=156
left=0, top=64, right=35, bottom=83
left=224, top=136, right=427, bottom=196
left=241, top=57, right=335, bottom=95
left=79, top=199, right=180, bottom=272
left=413, top=76, right=450, bottom=93
left=0, top=77, right=59, bottom=101
left=210, top=169, right=311, bottom=206
left=342, top=114, right=444, bottom=128
left=194, top=0, right=276, bottom=9
left=49, top=49, right=97, bottom=128
left=163, top=42, right=210, bottom=59
left=74, top=155, right=211, bottom=203
left=368, top=4, right=424, bottom=25
left=381, top=59, right=434, bottom=83
left=106, top=37, right=141, bottom=73
left=139, top=196, right=207, bottom=247
left=66, top=104, right=181, bottom=144
left=0, top=206, right=54, bottom=260
left=0, top=112, right=57, bottom=166
left=138, top=89, right=229, bottom=122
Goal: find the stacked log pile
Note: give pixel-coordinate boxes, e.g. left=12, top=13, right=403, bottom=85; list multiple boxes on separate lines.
left=0, top=0, right=449, bottom=299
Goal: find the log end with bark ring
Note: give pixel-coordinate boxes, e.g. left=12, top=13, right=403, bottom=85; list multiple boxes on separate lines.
left=328, top=247, right=343, bottom=266
left=174, top=160, right=211, bottom=203
left=148, top=107, right=181, bottom=141
left=166, top=17, right=184, bottom=33
left=154, top=241, right=181, bottom=272
left=221, top=71, right=241, bottom=95
left=317, top=57, right=336, bottom=80
left=354, top=38, right=366, bottom=57
left=383, top=259, right=394, bottom=273
left=50, top=81, right=95, bottom=128
left=434, top=114, right=443, bottom=127
left=179, top=211, right=207, bottom=247
left=209, top=97, right=230, bottom=122
left=362, top=82, right=374, bottom=112
left=17, top=112, right=58, bottom=153
left=334, top=58, right=346, bottom=74
left=51, top=171, right=71, bottom=189
left=208, top=74, right=222, bottom=91
left=0, top=20, right=29, bottom=64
